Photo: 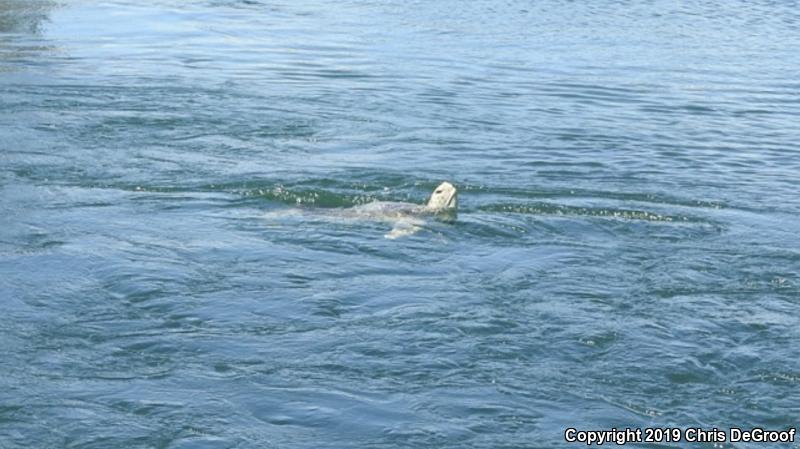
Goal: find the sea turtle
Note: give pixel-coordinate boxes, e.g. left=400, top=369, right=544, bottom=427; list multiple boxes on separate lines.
left=265, top=181, right=458, bottom=239
left=348, top=181, right=457, bottom=238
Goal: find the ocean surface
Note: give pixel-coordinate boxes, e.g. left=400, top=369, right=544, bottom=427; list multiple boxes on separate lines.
left=2, top=1, right=799, bottom=448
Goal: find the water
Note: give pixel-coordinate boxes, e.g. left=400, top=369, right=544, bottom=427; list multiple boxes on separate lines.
left=2, top=1, right=799, bottom=447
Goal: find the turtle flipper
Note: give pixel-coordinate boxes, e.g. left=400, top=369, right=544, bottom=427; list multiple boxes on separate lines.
left=385, top=220, right=422, bottom=239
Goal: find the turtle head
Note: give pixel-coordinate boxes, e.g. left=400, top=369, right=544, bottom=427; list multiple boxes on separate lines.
left=427, top=182, right=457, bottom=221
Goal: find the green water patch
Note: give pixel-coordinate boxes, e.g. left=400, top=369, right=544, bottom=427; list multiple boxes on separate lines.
left=245, top=185, right=371, bottom=208
left=233, top=176, right=444, bottom=208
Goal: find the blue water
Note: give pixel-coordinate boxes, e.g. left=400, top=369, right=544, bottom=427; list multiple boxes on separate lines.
left=2, top=1, right=800, bottom=448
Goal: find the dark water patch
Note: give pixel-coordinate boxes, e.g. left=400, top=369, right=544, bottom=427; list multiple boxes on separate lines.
left=461, top=184, right=728, bottom=210
left=477, top=202, right=712, bottom=224
left=0, top=0, right=54, bottom=35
